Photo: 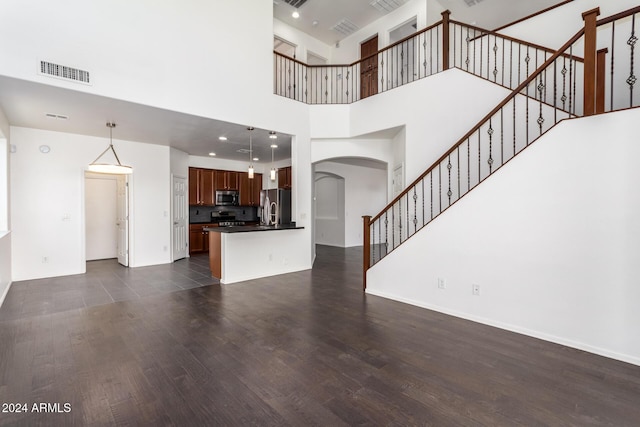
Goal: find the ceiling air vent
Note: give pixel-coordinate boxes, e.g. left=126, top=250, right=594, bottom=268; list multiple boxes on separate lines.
left=283, top=0, right=308, bottom=7
left=370, top=0, right=408, bottom=13
left=463, top=0, right=485, bottom=7
left=331, top=18, right=359, bottom=36
left=39, top=60, right=91, bottom=85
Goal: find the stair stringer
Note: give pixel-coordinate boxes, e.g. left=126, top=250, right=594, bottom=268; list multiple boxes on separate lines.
left=366, top=107, right=640, bottom=366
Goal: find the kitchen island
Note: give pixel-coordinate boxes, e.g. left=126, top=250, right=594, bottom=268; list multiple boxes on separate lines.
left=205, top=224, right=306, bottom=284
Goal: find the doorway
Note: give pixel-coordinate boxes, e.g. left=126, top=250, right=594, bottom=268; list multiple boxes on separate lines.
left=84, top=172, right=130, bottom=266
left=360, top=35, right=379, bottom=99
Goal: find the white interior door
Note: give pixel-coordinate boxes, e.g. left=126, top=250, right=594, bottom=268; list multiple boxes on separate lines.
left=393, top=164, right=404, bottom=198
left=116, top=175, right=129, bottom=266
left=85, top=175, right=117, bottom=260
left=172, top=175, right=187, bottom=261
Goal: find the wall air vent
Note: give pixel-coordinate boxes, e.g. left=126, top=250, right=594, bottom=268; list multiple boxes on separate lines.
left=331, top=18, right=359, bottom=36
left=39, top=61, right=91, bottom=85
left=370, top=0, right=408, bottom=13
left=283, top=0, right=308, bottom=7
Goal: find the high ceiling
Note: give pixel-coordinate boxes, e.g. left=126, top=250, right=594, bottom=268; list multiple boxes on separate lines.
left=0, top=0, right=565, bottom=163
left=273, top=0, right=564, bottom=46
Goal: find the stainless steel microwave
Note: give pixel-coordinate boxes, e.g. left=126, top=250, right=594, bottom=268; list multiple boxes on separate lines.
left=216, top=190, right=239, bottom=206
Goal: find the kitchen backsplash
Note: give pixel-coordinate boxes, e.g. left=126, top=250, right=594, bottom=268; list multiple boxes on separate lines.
left=189, top=206, right=259, bottom=223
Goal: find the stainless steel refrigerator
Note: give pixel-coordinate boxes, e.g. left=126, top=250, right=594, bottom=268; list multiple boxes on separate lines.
left=260, top=189, right=292, bottom=225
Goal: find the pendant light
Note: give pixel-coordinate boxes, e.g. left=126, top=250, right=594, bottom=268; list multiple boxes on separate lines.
left=87, top=122, right=133, bottom=174
left=270, top=144, right=277, bottom=181
left=247, top=126, right=254, bottom=179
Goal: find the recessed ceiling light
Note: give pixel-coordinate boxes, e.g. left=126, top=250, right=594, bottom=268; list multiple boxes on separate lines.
left=312, top=20, right=319, bottom=26
left=270, top=144, right=278, bottom=148
left=253, top=157, right=259, bottom=161
left=209, top=152, right=216, bottom=156
left=219, top=136, right=227, bottom=141
left=269, top=131, right=278, bottom=139
left=292, top=11, right=300, bottom=18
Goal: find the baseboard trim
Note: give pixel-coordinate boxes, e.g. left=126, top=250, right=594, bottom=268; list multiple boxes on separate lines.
left=366, top=288, right=640, bottom=367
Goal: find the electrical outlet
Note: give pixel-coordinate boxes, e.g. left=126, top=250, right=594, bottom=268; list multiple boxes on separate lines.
left=472, top=284, right=481, bottom=296
left=437, top=278, right=446, bottom=289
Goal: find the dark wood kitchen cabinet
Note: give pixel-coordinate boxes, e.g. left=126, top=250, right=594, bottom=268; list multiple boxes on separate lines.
left=189, top=223, right=217, bottom=254
left=189, top=167, right=215, bottom=205
left=239, top=172, right=262, bottom=206
left=215, top=170, right=239, bottom=190
left=277, top=166, right=292, bottom=190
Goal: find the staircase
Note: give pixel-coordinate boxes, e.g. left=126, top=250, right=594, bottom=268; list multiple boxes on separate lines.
left=362, top=5, right=640, bottom=288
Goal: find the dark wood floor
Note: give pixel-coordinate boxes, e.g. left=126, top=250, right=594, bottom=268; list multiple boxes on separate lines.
left=1, top=246, right=639, bottom=426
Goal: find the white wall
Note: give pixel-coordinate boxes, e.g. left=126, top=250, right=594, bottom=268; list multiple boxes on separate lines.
left=10, top=127, right=171, bottom=281
left=274, top=19, right=333, bottom=63
left=309, top=69, right=511, bottom=186
left=170, top=147, right=189, bottom=179
left=315, top=161, right=388, bottom=247
left=85, top=174, right=117, bottom=260
left=498, top=0, right=640, bottom=50
left=332, top=0, right=428, bottom=64
left=367, top=108, right=640, bottom=366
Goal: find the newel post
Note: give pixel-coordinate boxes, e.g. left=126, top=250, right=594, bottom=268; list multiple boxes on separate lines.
left=362, top=215, right=371, bottom=291
left=582, top=7, right=600, bottom=116
left=442, top=10, right=451, bottom=71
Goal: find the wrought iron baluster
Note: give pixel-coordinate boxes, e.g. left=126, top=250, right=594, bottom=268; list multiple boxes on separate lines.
left=421, top=178, right=425, bottom=228
left=465, top=27, right=470, bottom=71
left=457, top=146, right=461, bottom=202
left=431, top=28, right=435, bottom=75
left=488, top=119, right=494, bottom=174
left=430, top=173, right=433, bottom=220
left=518, top=44, right=522, bottom=85
left=627, top=14, right=637, bottom=107
left=467, top=137, right=471, bottom=192
left=500, top=108, right=504, bottom=165
left=537, top=75, right=545, bottom=135
left=510, top=40, right=513, bottom=89
left=493, top=36, right=498, bottom=82
left=501, top=37, right=505, bottom=85
left=447, top=155, right=452, bottom=206
left=438, top=163, right=442, bottom=215
left=525, top=48, right=530, bottom=145
left=561, top=57, right=567, bottom=111
left=553, top=60, right=558, bottom=124
left=372, top=220, right=376, bottom=263
left=568, top=47, right=574, bottom=114
left=391, top=206, right=395, bottom=249
left=399, top=197, right=403, bottom=243
left=611, top=22, right=615, bottom=111
left=477, top=129, right=481, bottom=184
left=437, top=26, right=440, bottom=72
left=479, top=32, right=484, bottom=77
left=384, top=212, right=388, bottom=256
left=513, top=97, right=517, bottom=155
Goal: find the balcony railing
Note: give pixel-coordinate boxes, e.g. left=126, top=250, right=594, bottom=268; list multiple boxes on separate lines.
left=274, top=11, right=584, bottom=105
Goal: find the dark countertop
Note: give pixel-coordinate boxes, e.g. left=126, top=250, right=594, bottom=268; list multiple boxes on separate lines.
left=204, top=224, right=304, bottom=233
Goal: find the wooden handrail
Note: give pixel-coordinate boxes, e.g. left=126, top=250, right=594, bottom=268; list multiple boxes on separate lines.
left=492, top=0, right=576, bottom=32
left=370, top=27, right=585, bottom=224
left=596, top=4, right=640, bottom=26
